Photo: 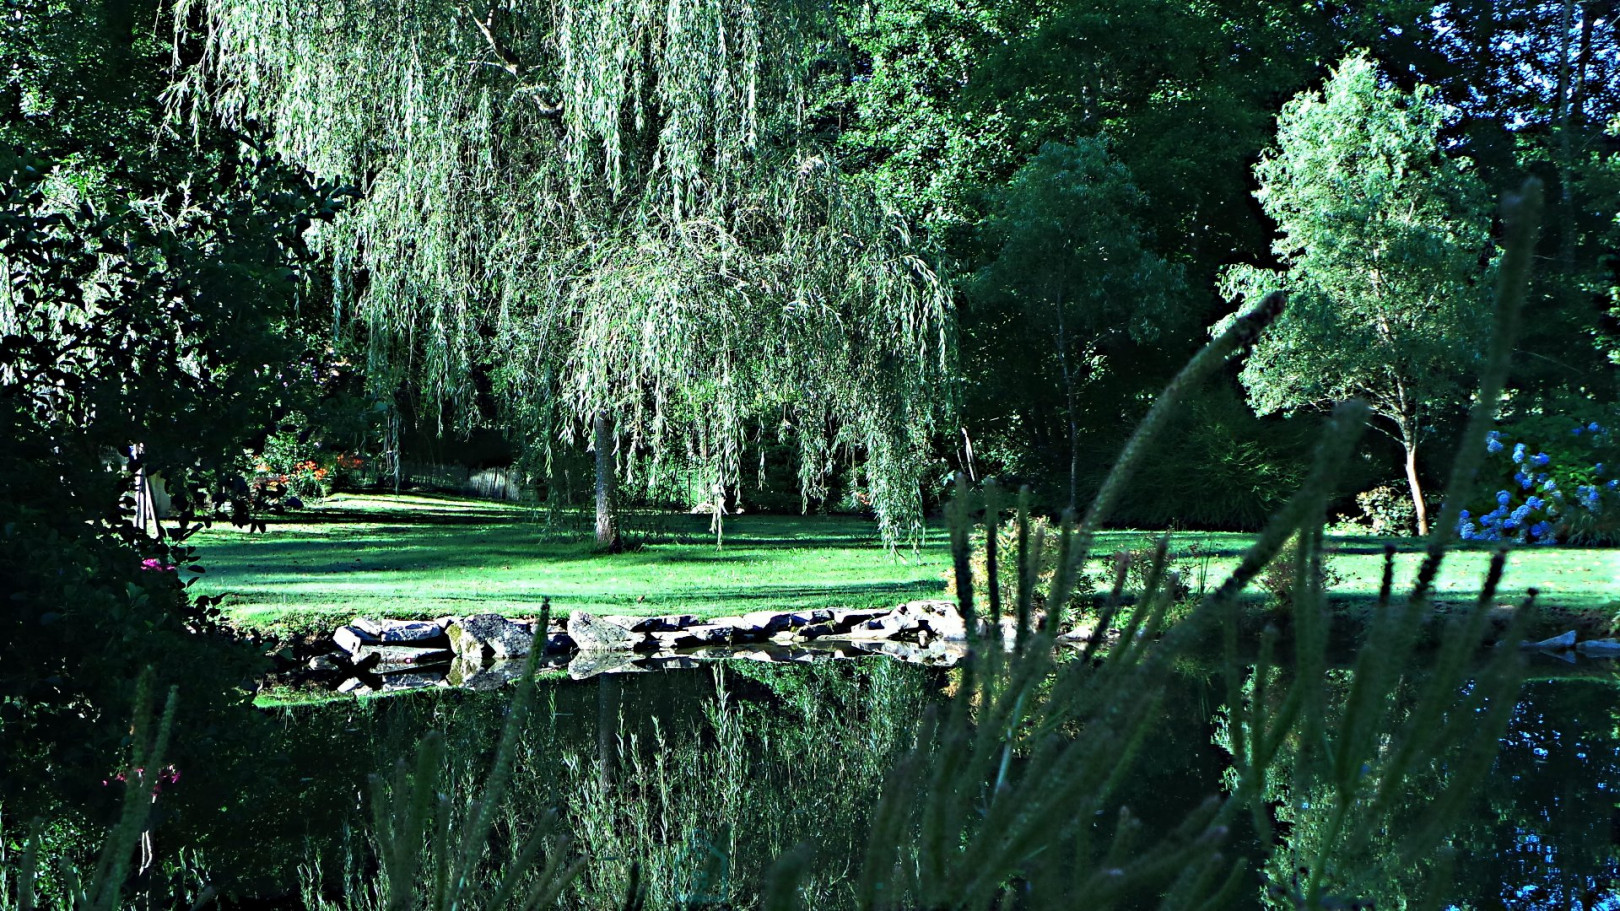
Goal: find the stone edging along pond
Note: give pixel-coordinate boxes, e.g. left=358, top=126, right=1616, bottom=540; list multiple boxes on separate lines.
left=293, top=601, right=1088, bottom=696
left=272, top=601, right=1620, bottom=697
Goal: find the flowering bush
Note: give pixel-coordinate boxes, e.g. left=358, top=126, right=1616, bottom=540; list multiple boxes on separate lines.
left=244, top=414, right=368, bottom=504
left=1457, top=419, right=1620, bottom=545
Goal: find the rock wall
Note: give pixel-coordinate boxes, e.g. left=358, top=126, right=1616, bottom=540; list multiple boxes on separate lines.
left=308, top=600, right=1031, bottom=694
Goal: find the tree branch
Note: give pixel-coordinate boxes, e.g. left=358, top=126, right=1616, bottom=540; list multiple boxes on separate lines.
left=458, top=5, right=564, bottom=118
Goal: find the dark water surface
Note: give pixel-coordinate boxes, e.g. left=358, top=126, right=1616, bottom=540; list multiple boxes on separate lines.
left=177, top=655, right=1620, bottom=908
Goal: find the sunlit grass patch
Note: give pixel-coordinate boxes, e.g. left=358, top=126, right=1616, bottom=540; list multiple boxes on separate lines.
left=189, top=494, right=1620, bottom=637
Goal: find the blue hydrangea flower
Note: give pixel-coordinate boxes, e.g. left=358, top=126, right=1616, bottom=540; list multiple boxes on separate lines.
left=1459, top=509, right=1470, bottom=520
left=1514, top=471, right=1532, bottom=489
left=1511, top=504, right=1532, bottom=522
left=1530, top=521, right=1549, bottom=537
left=1575, top=426, right=1585, bottom=436
left=1543, top=479, right=1559, bottom=492
left=1497, top=490, right=1512, bottom=506
left=1487, top=436, right=1504, bottom=453
left=1459, top=522, right=1477, bottom=539
left=1532, top=452, right=1551, bottom=466
left=1609, top=480, right=1619, bottom=490
left=1597, top=463, right=1605, bottom=475
left=1526, top=497, right=1543, bottom=510
left=1513, top=443, right=1527, bottom=463
left=1590, top=422, right=1602, bottom=433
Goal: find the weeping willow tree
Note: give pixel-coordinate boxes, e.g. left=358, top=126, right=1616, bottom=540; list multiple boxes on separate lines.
left=169, top=0, right=952, bottom=547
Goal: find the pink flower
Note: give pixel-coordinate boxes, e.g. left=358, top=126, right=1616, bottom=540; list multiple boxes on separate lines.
left=140, top=558, right=176, bottom=572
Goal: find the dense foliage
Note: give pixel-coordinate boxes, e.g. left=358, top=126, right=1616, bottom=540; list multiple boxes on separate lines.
left=172, top=0, right=954, bottom=545
left=0, top=0, right=343, bottom=817
left=1219, top=54, right=1495, bottom=535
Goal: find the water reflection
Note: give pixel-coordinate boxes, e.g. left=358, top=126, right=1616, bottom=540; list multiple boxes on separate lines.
left=1459, top=673, right=1620, bottom=908
left=195, top=655, right=1620, bottom=907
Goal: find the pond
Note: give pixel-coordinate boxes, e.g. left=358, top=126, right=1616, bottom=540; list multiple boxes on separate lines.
left=152, top=653, right=1620, bottom=908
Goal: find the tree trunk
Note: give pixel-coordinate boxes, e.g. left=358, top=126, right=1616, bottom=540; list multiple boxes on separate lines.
left=1403, top=438, right=1428, bottom=537
left=1572, top=1, right=1595, bottom=123
left=593, top=410, right=622, bottom=551
left=1053, top=292, right=1079, bottom=512
left=131, top=442, right=156, bottom=536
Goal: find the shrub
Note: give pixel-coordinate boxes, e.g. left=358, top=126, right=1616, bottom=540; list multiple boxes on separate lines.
left=1457, top=417, right=1620, bottom=545
left=1258, top=532, right=1346, bottom=606
left=1347, top=482, right=1419, bottom=536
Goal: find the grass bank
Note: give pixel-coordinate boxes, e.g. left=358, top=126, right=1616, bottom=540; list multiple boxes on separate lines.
left=188, top=493, right=1620, bottom=637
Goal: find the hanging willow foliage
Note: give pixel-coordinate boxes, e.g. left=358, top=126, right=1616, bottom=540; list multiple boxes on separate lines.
left=169, top=0, right=953, bottom=544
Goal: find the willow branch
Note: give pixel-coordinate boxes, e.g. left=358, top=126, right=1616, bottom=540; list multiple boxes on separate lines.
left=458, top=5, right=564, bottom=118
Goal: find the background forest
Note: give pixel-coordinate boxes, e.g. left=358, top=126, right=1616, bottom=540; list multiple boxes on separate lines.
left=11, top=0, right=1616, bottom=538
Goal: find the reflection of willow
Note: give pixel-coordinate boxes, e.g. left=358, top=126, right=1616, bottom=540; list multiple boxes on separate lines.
left=531, top=661, right=931, bottom=908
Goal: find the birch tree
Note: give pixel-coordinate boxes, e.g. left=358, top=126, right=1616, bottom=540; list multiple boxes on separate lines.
left=1219, top=54, right=1494, bottom=535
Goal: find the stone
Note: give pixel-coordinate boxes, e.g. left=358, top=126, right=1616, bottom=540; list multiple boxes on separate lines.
left=448, top=614, right=535, bottom=659
left=568, top=613, right=644, bottom=651
left=379, top=670, right=448, bottom=691
left=568, top=652, right=649, bottom=679
left=739, top=611, right=800, bottom=633
left=900, top=600, right=968, bottom=640
left=829, top=608, right=891, bottom=632
left=336, top=678, right=372, bottom=695
left=307, top=654, right=344, bottom=673
left=1523, top=630, right=1577, bottom=651
left=602, top=614, right=696, bottom=632
left=706, top=616, right=768, bottom=641
left=543, top=631, right=576, bottom=654
left=796, top=622, right=833, bottom=640
left=1059, top=625, right=1097, bottom=643
left=651, top=625, right=734, bottom=649
left=352, top=618, right=448, bottom=644
left=1577, top=638, right=1620, bottom=657
left=332, top=625, right=378, bottom=656
left=838, top=617, right=904, bottom=641
left=683, top=624, right=733, bottom=644
left=355, top=645, right=453, bottom=669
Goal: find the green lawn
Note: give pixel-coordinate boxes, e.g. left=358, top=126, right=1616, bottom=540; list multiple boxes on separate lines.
left=190, top=493, right=954, bottom=635
left=189, top=493, right=1620, bottom=636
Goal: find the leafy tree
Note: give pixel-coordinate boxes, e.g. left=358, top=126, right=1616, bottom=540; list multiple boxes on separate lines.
left=1380, top=0, right=1620, bottom=396
left=1219, top=54, right=1495, bottom=535
left=970, top=139, right=1182, bottom=509
left=0, top=0, right=344, bottom=816
left=174, top=0, right=953, bottom=547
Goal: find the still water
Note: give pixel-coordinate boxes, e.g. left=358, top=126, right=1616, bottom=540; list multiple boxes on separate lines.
left=170, top=655, right=1620, bottom=908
